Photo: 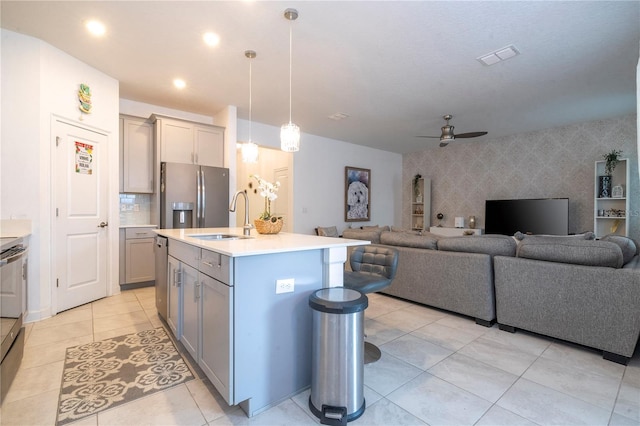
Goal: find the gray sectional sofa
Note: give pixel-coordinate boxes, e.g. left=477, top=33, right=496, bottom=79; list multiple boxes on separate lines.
left=341, top=226, right=640, bottom=364
left=494, top=234, right=640, bottom=364
left=342, top=227, right=517, bottom=326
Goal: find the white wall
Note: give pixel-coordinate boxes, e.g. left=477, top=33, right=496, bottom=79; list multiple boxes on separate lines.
left=238, top=119, right=403, bottom=234
left=1, top=29, right=120, bottom=321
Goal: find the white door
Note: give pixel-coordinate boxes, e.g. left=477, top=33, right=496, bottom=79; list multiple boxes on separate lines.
left=272, top=167, right=290, bottom=232
left=54, top=120, right=108, bottom=312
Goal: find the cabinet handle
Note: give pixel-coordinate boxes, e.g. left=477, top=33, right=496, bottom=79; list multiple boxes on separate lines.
left=194, top=280, right=200, bottom=301
left=201, top=260, right=214, bottom=268
left=174, top=270, right=182, bottom=287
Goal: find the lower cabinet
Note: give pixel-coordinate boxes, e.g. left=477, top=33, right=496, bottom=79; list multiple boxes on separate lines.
left=180, top=263, right=199, bottom=361
left=167, top=240, right=233, bottom=404
left=200, top=273, right=233, bottom=403
left=121, top=227, right=156, bottom=285
left=167, top=255, right=182, bottom=337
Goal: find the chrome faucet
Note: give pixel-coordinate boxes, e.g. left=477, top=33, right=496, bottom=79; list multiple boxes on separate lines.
left=229, top=190, right=252, bottom=236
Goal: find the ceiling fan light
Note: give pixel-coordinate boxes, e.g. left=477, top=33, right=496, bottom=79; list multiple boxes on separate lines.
left=280, top=122, right=300, bottom=152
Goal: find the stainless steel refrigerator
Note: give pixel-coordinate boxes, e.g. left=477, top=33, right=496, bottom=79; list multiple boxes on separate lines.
left=160, top=162, right=229, bottom=229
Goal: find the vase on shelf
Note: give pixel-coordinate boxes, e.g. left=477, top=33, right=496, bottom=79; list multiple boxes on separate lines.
left=254, top=218, right=283, bottom=234
left=598, top=176, right=612, bottom=198
left=468, top=216, right=476, bottom=229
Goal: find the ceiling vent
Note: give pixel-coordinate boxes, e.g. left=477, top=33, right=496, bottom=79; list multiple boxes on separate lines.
left=328, top=112, right=349, bottom=121
left=477, top=45, right=520, bottom=66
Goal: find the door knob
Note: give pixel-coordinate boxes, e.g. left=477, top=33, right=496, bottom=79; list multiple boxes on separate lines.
left=98, top=221, right=108, bottom=228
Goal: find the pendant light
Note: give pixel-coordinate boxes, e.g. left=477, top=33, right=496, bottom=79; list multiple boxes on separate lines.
left=280, top=8, right=300, bottom=152
left=242, top=50, right=259, bottom=163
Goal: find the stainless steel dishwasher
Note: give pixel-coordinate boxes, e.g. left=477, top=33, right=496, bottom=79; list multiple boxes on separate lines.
left=154, top=235, right=168, bottom=320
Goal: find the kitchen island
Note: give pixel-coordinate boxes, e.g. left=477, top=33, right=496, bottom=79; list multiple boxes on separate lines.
left=154, top=227, right=368, bottom=417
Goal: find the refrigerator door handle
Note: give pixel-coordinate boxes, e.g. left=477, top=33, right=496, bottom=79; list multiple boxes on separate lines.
left=200, top=168, right=206, bottom=227
left=196, top=169, right=202, bottom=227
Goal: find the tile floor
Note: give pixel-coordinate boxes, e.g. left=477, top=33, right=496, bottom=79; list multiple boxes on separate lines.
left=0, top=287, right=638, bottom=425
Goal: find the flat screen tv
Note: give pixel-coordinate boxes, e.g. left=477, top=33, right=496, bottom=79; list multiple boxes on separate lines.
left=484, top=198, right=569, bottom=236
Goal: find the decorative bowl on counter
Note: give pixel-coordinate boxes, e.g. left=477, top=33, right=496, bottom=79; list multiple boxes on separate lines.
left=254, top=218, right=283, bottom=234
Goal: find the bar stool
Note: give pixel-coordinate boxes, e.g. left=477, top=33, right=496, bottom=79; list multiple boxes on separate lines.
left=343, top=245, right=399, bottom=364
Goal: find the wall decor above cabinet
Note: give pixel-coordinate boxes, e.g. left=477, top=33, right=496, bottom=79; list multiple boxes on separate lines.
left=151, top=114, right=224, bottom=168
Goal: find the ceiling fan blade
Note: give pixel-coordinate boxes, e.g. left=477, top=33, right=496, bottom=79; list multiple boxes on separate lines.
left=416, top=135, right=440, bottom=138
left=454, top=131, right=488, bottom=138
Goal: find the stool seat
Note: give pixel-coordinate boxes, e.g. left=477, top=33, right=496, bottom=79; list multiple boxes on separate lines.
left=343, top=271, right=392, bottom=294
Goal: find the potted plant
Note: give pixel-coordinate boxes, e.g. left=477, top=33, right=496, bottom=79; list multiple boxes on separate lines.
left=599, top=149, right=622, bottom=198
left=413, top=174, right=422, bottom=202
left=251, top=174, right=283, bottom=234
left=603, top=149, right=622, bottom=176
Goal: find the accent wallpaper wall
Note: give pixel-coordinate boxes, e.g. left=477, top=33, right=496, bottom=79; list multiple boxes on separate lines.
left=403, top=114, right=638, bottom=241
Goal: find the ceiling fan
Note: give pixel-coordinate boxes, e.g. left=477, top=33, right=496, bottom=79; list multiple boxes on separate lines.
left=418, top=114, right=488, bottom=147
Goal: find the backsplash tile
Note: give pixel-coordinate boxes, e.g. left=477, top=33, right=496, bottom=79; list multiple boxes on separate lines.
left=403, top=115, right=638, bottom=241
left=119, top=193, right=153, bottom=225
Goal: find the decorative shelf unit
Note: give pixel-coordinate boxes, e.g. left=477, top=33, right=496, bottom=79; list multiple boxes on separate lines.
left=411, top=178, right=431, bottom=231
left=594, top=158, right=629, bottom=238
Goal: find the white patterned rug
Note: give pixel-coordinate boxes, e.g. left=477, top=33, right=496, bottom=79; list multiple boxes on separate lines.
left=56, top=327, right=194, bottom=425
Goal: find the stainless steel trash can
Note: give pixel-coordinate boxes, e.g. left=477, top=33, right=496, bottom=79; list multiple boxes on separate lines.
left=309, top=287, right=368, bottom=426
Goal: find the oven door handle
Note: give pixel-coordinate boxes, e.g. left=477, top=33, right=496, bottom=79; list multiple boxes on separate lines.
left=0, top=248, right=27, bottom=267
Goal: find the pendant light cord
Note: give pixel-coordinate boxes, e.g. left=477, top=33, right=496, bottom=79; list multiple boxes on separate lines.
left=249, top=56, right=253, bottom=141
left=288, top=23, right=292, bottom=123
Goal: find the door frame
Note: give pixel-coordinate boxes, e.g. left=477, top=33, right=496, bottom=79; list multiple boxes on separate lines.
left=50, top=115, right=117, bottom=315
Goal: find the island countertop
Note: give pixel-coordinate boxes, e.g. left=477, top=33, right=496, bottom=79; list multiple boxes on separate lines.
left=154, top=227, right=368, bottom=257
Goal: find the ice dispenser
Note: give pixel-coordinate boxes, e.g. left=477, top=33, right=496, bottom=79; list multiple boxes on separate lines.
left=172, top=202, right=193, bottom=229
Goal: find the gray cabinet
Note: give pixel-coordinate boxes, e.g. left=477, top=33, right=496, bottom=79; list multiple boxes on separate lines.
left=120, top=115, right=154, bottom=193
left=200, top=273, right=233, bottom=403
left=180, top=262, right=199, bottom=361
left=152, top=114, right=224, bottom=167
left=167, top=255, right=182, bottom=337
left=167, top=239, right=233, bottom=402
left=120, top=228, right=156, bottom=285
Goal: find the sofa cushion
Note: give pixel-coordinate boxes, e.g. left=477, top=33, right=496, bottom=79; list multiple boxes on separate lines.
left=316, top=226, right=339, bottom=237
left=380, top=231, right=438, bottom=250
left=516, top=239, right=623, bottom=268
left=438, top=235, right=517, bottom=257
left=342, top=228, right=384, bottom=244
left=600, top=235, right=637, bottom=265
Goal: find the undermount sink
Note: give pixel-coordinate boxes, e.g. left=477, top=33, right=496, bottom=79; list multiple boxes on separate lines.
left=188, top=233, right=252, bottom=241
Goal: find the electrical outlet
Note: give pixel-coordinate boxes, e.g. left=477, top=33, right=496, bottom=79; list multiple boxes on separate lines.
left=276, top=278, right=294, bottom=294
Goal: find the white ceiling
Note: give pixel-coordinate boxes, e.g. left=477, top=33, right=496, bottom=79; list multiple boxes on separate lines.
left=2, top=1, right=638, bottom=154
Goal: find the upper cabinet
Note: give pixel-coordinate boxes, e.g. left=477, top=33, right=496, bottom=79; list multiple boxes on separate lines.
left=152, top=114, right=224, bottom=167
left=120, top=115, right=154, bottom=193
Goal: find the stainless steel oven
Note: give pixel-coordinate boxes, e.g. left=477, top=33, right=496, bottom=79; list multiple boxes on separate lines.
left=0, top=238, right=27, bottom=403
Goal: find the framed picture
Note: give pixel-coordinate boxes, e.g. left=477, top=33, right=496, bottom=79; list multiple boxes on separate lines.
left=345, top=166, right=371, bottom=222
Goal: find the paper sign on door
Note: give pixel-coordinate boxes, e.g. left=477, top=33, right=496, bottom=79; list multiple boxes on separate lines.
left=75, top=141, right=93, bottom=175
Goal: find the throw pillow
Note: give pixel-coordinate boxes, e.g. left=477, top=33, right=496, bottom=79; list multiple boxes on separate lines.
left=514, top=231, right=595, bottom=241
left=316, top=226, right=339, bottom=238
left=600, top=235, right=637, bottom=265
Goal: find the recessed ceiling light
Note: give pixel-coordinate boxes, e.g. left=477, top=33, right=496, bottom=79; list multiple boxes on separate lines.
left=173, top=79, right=186, bottom=89
left=203, top=32, right=220, bottom=47
left=85, top=20, right=106, bottom=37
left=477, top=45, right=520, bottom=66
